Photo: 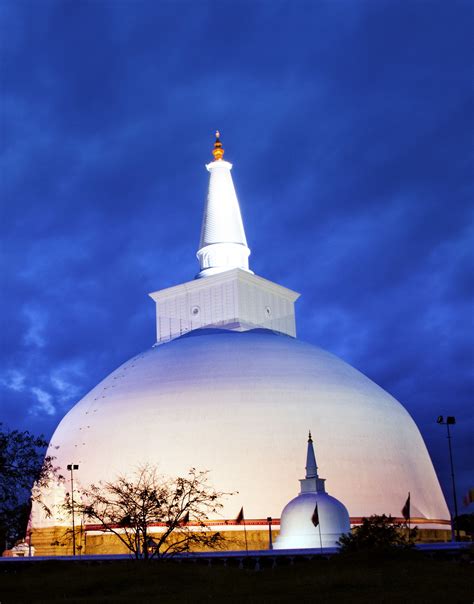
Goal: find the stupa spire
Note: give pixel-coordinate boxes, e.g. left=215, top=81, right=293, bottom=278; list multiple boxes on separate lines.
left=299, top=431, right=326, bottom=494
left=305, top=430, right=318, bottom=479
left=196, top=132, right=252, bottom=278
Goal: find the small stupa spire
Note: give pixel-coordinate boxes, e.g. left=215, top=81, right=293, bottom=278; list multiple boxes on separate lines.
left=305, top=430, right=318, bottom=479
left=196, top=132, right=252, bottom=278
left=300, top=431, right=326, bottom=494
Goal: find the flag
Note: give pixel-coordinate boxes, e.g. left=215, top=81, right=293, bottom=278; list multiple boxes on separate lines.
left=311, top=503, right=319, bottom=527
left=180, top=511, right=190, bottom=525
left=463, top=488, right=474, bottom=507
left=235, top=507, right=244, bottom=524
left=402, top=492, right=410, bottom=521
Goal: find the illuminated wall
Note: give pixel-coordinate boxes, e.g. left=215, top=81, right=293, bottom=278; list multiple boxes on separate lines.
left=31, top=329, right=449, bottom=533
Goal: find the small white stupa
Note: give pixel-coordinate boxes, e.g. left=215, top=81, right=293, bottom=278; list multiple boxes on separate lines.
left=274, top=432, right=351, bottom=549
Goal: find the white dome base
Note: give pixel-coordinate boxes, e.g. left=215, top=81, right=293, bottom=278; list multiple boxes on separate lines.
left=275, top=492, right=350, bottom=550
left=32, top=329, right=449, bottom=530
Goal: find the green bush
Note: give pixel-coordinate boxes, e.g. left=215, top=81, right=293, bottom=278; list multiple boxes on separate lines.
left=338, top=514, right=417, bottom=554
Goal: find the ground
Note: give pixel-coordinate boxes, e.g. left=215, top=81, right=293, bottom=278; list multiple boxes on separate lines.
left=1, top=552, right=473, bottom=603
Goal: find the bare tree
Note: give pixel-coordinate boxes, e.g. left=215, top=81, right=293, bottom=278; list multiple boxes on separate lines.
left=66, top=465, right=232, bottom=559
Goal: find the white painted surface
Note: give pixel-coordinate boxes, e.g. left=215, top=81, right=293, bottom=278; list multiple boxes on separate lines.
left=32, top=330, right=449, bottom=529
left=196, top=160, right=251, bottom=277
left=275, top=435, right=351, bottom=549
left=274, top=493, right=351, bottom=549
left=149, top=269, right=300, bottom=343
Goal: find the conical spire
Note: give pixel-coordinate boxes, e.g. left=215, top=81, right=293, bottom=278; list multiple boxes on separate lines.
left=300, top=431, right=326, bottom=494
left=196, top=132, right=252, bottom=278
left=305, top=430, right=318, bottom=479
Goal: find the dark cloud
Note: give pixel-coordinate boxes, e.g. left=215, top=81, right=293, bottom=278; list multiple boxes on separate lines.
left=1, top=0, right=472, bottom=514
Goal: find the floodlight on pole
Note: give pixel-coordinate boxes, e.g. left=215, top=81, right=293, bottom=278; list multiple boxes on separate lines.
left=436, top=416, right=459, bottom=541
left=67, top=463, right=79, bottom=556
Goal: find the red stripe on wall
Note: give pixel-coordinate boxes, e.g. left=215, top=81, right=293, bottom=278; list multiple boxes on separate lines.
left=84, top=516, right=450, bottom=531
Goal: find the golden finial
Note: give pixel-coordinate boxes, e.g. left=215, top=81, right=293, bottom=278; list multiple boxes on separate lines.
left=212, top=130, right=224, bottom=161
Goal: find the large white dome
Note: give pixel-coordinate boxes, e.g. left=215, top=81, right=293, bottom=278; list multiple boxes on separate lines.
left=36, top=328, right=449, bottom=528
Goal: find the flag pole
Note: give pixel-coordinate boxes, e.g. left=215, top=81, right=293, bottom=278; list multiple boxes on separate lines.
left=408, top=491, right=411, bottom=541
left=312, top=502, right=323, bottom=554
left=243, top=516, right=249, bottom=555
left=402, top=491, right=411, bottom=542
left=317, top=519, right=323, bottom=554
left=236, top=507, right=248, bottom=555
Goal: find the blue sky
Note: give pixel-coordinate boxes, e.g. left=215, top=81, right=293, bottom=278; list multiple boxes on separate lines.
left=1, top=1, right=473, bottom=516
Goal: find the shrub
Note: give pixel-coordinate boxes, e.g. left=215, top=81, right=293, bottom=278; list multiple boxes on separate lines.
left=338, top=514, right=417, bottom=554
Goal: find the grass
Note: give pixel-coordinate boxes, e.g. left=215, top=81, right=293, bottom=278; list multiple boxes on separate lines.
left=1, top=552, right=472, bottom=603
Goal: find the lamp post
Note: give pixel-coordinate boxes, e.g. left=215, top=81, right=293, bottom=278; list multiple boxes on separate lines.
left=67, top=463, right=79, bottom=555
left=266, top=516, right=273, bottom=550
left=436, top=416, right=459, bottom=541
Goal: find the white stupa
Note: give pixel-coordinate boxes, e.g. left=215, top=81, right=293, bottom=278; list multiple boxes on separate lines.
left=275, top=432, right=350, bottom=549
left=31, top=132, right=450, bottom=545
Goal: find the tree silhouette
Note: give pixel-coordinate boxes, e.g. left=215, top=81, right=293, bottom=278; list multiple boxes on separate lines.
left=0, top=423, right=60, bottom=551
left=338, top=514, right=418, bottom=554
left=66, top=464, right=232, bottom=559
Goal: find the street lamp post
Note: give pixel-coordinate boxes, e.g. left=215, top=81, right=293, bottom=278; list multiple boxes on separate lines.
left=266, top=516, right=273, bottom=550
left=67, top=463, right=79, bottom=555
left=436, top=416, right=459, bottom=541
